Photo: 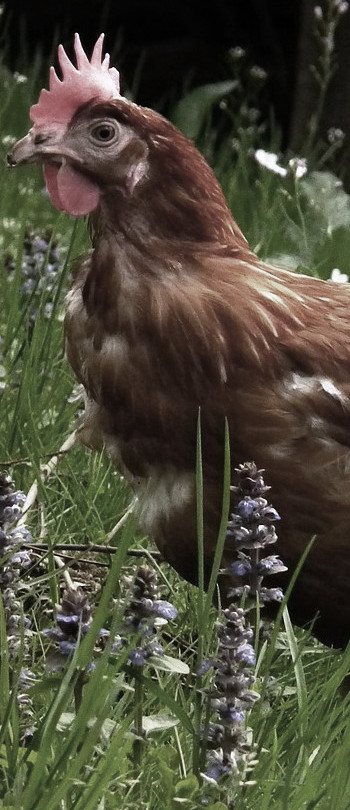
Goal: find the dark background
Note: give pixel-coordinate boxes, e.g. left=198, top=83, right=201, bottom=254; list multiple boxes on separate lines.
left=2, top=0, right=350, bottom=152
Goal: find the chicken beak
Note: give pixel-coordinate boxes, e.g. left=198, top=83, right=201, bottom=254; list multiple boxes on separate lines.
left=7, top=128, right=83, bottom=174
left=7, top=129, right=68, bottom=168
left=7, top=131, right=42, bottom=167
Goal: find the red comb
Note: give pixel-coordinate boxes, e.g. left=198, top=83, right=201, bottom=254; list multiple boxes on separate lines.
left=30, top=33, right=120, bottom=131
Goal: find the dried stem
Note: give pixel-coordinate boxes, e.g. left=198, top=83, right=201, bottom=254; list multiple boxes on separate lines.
left=54, top=554, right=76, bottom=591
left=105, top=498, right=138, bottom=542
left=26, top=543, right=160, bottom=558
left=18, top=429, right=78, bottom=522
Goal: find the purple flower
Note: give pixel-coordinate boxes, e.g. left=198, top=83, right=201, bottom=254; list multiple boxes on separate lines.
left=257, top=556, right=287, bottom=575
left=230, top=559, right=252, bottom=577
left=2, top=504, right=23, bottom=523
left=197, top=659, right=215, bottom=676
left=205, top=722, right=225, bottom=748
left=260, top=587, right=284, bottom=603
left=236, top=641, right=256, bottom=666
left=129, top=647, right=147, bottom=666
left=260, top=506, right=280, bottom=522
left=226, top=526, right=251, bottom=545
left=111, top=636, right=123, bottom=653
left=153, top=600, right=178, bottom=620
left=32, top=235, right=48, bottom=251
left=5, top=228, right=65, bottom=323
left=18, top=669, right=36, bottom=688
left=10, top=551, right=32, bottom=568
left=9, top=526, right=32, bottom=542
left=217, top=704, right=245, bottom=724
left=205, top=759, right=230, bottom=782
left=146, top=640, right=164, bottom=657
left=59, top=640, right=77, bottom=656
left=56, top=613, right=91, bottom=634
left=237, top=498, right=258, bottom=518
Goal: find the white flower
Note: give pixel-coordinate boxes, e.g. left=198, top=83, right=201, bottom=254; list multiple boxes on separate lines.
left=230, top=46, right=245, bottom=60
left=13, top=72, right=27, bottom=85
left=331, top=268, right=349, bottom=283
left=250, top=66, right=267, bottom=82
left=255, top=149, right=287, bottom=177
left=288, top=157, right=308, bottom=178
left=335, top=0, right=349, bottom=14
left=1, top=135, right=17, bottom=147
left=255, top=149, right=307, bottom=180
left=2, top=218, right=18, bottom=231
left=328, top=127, right=345, bottom=144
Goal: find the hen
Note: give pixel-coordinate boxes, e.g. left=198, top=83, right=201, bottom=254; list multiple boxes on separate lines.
left=8, top=35, right=350, bottom=647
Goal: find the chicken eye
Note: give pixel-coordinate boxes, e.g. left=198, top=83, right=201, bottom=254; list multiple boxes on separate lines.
left=90, top=122, right=118, bottom=144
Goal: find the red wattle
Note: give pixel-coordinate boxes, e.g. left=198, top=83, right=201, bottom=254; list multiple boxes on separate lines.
left=43, top=164, right=100, bottom=216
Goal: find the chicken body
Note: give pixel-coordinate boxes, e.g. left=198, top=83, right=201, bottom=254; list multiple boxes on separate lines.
left=9, top=97, right=350, bottom=647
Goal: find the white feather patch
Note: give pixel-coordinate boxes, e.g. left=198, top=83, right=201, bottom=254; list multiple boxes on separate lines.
left=287, top=373, right=348, bottom=407
left=318, top=377, right=348, bottom=406
left=135, top=468, right=194, bottom=533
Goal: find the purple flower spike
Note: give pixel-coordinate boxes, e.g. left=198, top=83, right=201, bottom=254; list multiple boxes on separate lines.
left=120, top=565, right=178, bottom=669
left=202, top=461, right=285, bottom=787
left=42, top=587, right=97, bottom=672
left=226, top=461, right=286, bottom=606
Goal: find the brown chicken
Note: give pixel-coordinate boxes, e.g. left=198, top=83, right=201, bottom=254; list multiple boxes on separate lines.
left=8, top=35, right=350, bottom=647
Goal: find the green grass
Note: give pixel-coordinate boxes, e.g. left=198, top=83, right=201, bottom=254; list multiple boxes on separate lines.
left=1, top=41, right=350, bottom=810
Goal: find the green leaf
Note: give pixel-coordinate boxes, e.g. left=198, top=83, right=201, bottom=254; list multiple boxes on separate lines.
left=142, top=713, right=179, bottom=736
left=208, top=804, right=231, bottom=810
left=56, top=712, right=75, bottom=732
left=172, top=80, right=237, bottom=139
left=174, top=772, right=199, bottom=798
left=143, top=676, right=195, bottom=734
left=300, top=171, right=350, bottom=234
left=148, top=654, right=190, bottom=674
left=283, top=606, right=308, bottom=746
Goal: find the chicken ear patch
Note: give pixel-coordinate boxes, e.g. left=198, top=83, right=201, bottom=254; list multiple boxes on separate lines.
left=43, top=163, right=100, bottom=216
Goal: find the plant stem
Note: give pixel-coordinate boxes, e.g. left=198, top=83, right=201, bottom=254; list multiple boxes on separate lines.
left=74, top=672, right=85, bottom=714
left=132, top=665, right=144, bottom=772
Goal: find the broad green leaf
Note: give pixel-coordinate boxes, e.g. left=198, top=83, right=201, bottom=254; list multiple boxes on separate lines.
left=142, top=713, right=179, bottom=735
left=300, top=171, right=350, bottom=234
left=148, top=654, right=190, bottom=674
left=172, top=80, right=237, bottom=139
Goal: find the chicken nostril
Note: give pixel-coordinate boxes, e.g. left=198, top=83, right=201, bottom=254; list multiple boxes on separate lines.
left=34, top=132, right=49, bottom=145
